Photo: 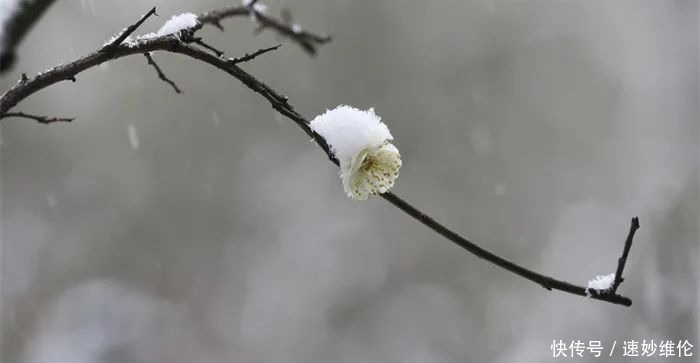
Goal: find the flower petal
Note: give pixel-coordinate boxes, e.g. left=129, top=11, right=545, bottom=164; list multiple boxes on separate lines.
left=344, top=142, right=401, bottom=200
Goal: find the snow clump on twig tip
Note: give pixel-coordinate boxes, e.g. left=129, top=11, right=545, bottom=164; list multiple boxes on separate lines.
left=310, top=105, right=402, bottom=200
left=586, top=272, right=615, bottom=296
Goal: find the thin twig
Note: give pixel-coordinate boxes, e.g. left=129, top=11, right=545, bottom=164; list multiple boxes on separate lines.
left=192, top=38, right=225, bottom=57
left=196, top=6, right=248, bottom=31
left=610, top=217, right=640, bottom=293
left=383, top=192, right=635, bottom=306
left=196, top=5, right=331, bottom=55
left=255, top=11, right=331, bottom=56
left=0, top=3, right=330, bottom=115
left=228, top=44, right=281, bottom=64
left=0, top=0, right=58, bottom=73
left=144, top=53, right=182, bottom=94
left=105, top=6, right=157, bottom=49
left=162, top=43, right=639, bottom=307
left=0, top=111, right=73, bottom=124
left=0, top=7, right=637, bottom=307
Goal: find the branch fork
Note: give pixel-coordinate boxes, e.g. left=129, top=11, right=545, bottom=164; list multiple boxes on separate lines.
left=586, top=217, right=640, bottom=299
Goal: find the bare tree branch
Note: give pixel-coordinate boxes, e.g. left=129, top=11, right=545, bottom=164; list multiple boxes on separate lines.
left=192, top=37, right=225, bottom=57
left=196, top=4, right=331, bottom=55
left=0, top=5, right=638, bottom=307
left=610, top=217, right=640, bottom=293
left=228, top=44, right=281, bottom=64
left=105, top=6, right=158, bottom=49
left=144, top=52, right=182, bottom=94
left=0, top=111, right=73, bottom=124
left=0, top=0, right=58, bottom=73
left=384, top=193, right=637, bottom=306
left=255, top=11, right=331, bottom=56
left=196, top=5, right=248, bottom=31
left=0, top=3, right=329, bottom=114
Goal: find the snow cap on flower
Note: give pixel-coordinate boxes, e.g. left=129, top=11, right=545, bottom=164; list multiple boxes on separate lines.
left=310, top=105, right=401, bottom=200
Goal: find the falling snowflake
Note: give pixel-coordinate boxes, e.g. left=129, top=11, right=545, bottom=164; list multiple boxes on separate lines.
left=127, top=124, right=139, bottom=150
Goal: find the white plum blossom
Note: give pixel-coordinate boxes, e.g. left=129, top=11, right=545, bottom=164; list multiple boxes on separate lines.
left=586, top=272, right=615, bottom=295
left=310, top=105, right=401, bottom=200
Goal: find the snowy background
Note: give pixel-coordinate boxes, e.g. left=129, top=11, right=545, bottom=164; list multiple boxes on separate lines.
left=1, top=0, right=698, bottom=362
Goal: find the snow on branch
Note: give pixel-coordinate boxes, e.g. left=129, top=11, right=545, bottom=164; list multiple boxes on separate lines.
left=104, top=6, right=158, bottom=49
left=587, top=273, right=615, bottom=292
left=586, top=217, right=640, bottom=298
left=0, top=3, right=640, bottom=308
left=154, top=12, right=199, bottom=37
left=0, top=2, right=328, bottom=114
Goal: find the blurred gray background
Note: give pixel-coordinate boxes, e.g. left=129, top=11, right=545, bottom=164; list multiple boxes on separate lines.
left=1, top=0, right=698, bottom=362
